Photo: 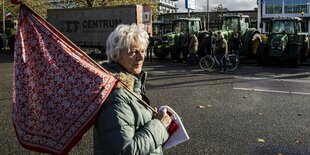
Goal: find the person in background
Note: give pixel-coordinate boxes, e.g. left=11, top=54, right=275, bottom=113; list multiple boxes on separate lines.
left=187, top=34, right=198, bottom=65
left=93, top=24, right=172, bottom=155
left=206, top=30, right=217, bottom=55
left=0, top=35, right=4, bottom=52
left=231, top=33, right=241, bottom=56
left=197, top=33, right=208, bottom=59
left=147, top=33, right=154, bottom=62
left=179, top=32, right=189, bottom=62
left=8, top=35, right=16, bottom=52
left=214, top=32, right=228, bottom=72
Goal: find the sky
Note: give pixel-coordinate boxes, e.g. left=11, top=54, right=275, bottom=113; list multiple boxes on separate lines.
left=176, top=0, right=258, bottom=12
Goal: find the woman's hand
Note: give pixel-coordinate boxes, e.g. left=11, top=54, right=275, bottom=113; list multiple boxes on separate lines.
left=154, top=108, right=172, bottom=129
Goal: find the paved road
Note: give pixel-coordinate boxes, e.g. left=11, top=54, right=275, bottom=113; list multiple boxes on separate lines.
left=143, top=59, right=310, bottom=155
left=1, top=53, right=310, bottom=155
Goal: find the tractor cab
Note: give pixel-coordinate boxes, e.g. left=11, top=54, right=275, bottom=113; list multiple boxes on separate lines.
left=218, top=14, right=251, bottom=37
left=215, top=14, right=260, bottom=57
left=153, top=18, right=204, bottom=59
left=173, top=18, right=201, bottom=35
left=257, top=16, right=309, bottom=67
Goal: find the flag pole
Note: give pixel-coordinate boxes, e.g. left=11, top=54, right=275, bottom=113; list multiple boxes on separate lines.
left=19, top=3, right=158, bottom=114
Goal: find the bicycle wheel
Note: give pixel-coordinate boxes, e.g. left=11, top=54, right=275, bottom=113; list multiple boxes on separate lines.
left=222, top=54, right=239, bottom=71
left=199, top=55, right=214, bottom=71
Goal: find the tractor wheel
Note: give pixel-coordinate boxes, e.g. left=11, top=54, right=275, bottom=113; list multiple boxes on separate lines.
left=256, top=43, right=267, bottom=65
left=250, top=33, right=262, bottom=56
left=288, top=46, right=301, bottom=67
left=153, top=47, right=169, bottom=59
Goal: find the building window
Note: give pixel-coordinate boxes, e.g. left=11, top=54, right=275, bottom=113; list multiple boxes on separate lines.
left=284, top=0, right=308, bottom=13
left=266, top=0, right=282, bottom=14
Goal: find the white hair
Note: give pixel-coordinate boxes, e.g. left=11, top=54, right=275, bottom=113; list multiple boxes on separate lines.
left=105, top=24, right=149, bottom=63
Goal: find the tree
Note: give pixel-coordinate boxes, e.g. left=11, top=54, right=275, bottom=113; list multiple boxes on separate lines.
left=1, top=0, right=51, bottom=19
left=51, top=0, right=76, bottom=8
left=24, top=0, right=52, bottom=18
left=210, top=4, right=229, bottom=12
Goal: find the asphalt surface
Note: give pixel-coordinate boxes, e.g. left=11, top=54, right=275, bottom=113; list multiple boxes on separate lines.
left=1, top=52, right=310, bottom=155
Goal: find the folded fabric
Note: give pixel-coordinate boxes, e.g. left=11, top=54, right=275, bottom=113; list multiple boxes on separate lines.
left=159, top=106, right=190, bottom=149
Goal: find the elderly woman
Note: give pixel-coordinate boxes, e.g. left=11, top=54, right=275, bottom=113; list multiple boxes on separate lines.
left=93, top=24, right=172, bottom=155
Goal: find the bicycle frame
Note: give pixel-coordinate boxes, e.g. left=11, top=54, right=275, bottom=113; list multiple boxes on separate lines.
left=199, top=50, right=239, bottom=72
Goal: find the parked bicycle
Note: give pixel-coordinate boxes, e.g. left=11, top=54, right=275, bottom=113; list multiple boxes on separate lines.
left=199, top=51, right=239, bottom=72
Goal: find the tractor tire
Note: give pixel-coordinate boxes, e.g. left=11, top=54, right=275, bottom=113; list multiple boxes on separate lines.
left=288, top=46, right=301, bottom=67
left=256, top=43, right=267, bottom=65
left=153, top=47, right=169, bottom=59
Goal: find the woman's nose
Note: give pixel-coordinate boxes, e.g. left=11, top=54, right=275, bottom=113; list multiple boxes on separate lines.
left=136, top=51, right=144, bottom=60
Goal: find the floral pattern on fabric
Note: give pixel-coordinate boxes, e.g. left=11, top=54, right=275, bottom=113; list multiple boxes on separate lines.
left=12, top=4, right=117, bottom=155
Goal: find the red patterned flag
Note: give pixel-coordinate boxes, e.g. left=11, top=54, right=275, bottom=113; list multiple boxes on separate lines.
left=10, top=0, right=21, bottom=4
left=12, top=4, right=118, bottom=155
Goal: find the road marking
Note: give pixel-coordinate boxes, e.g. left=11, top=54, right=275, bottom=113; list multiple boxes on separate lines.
left=234, top=87, right=310, bottom=95
left=253, top=89, right=290, bottom=94
left=291, top=92, right=310, bottom=95
left=233, top=87, right=252, bottom=91
left=233, top=75, right=310, bottom=95
left=234, top=75, right=310, bottom=83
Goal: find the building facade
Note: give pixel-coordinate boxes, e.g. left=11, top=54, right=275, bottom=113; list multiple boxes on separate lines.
left=155, top=0, right=178, bottom=14
left=257, top=0, right=310, bottom=33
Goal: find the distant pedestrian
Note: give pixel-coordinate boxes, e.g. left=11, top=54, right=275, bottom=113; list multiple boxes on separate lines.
left=8, top=35, right=16, bottom=52
left=147, top=33, right=154, bottom=62
left=187, top=34, right=198, bottom=65
left=214, top=32, right=228, bottom=72
left=231, top=33, right=241, bottom=55
left=0, top=35, right=4, bottom=52
left=206, top=30, right=216, bottom=55
left=179, top=33, right=189, bottom=62
left=197, top=33, right=208, bottom=59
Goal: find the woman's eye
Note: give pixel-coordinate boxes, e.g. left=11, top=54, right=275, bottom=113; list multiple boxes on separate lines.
left=129, top=49, right=145, bottom=57
left=128, top=52, right=136, bottom=56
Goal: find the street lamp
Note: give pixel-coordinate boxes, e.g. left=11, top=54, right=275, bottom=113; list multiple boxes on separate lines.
left=2, top=0, right=5, bottom=51
left=207, top=0, right=209, bottom=30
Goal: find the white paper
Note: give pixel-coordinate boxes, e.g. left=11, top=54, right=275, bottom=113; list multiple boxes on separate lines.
left=159, top=105, right=190, bottom=149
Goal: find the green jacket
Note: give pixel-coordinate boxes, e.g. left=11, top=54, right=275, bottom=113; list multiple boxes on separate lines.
left=93, top=63, right=169, bottom=155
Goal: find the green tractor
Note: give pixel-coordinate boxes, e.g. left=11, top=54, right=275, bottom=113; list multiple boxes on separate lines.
left=153, top=18, right=208, bottom=60
left=256, top=17, right=309, bottom=67
left=213, top=14, right=261, bottom=57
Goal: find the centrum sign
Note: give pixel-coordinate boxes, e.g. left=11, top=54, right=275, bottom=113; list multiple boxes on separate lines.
left=185, top=0, right=196, bottom=10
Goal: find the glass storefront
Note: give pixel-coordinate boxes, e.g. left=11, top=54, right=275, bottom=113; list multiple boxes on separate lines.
left=284, top=0, right=308, bottom=13
left=262, top=0, right=310, bottom=33
left=265, top=0, right=309, bottom=14
left=266, top=0, right=282, bottom=14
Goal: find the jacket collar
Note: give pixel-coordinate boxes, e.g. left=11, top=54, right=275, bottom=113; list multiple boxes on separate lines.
left=104, top=62, right=147, bottom=94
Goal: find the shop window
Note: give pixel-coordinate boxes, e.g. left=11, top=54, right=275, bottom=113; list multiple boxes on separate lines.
left=284, top=0, right=308, bottom=13
left=266, top=0, right=282, bottom=14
